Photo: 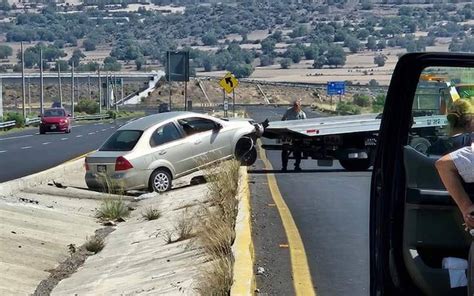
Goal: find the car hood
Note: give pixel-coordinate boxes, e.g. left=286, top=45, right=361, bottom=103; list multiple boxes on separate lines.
left=224, top=118, right=264, bottom=137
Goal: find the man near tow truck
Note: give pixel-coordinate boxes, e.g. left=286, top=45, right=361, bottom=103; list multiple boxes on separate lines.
left=281, top=99, right=307, bottom=171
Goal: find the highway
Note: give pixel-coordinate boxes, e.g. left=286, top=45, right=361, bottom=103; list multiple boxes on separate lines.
left=246, top=106, right=370, bottom=296
left=0, top=119, right=133, bottom=182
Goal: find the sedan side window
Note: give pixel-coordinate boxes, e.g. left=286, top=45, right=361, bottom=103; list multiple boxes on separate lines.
left=178, top=117, right=217, bottom=136
left=150, top=122, right=182, bottom=147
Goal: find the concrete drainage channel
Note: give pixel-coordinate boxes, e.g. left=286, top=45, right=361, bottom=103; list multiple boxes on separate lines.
left=0, top=158, right=254, bottom=295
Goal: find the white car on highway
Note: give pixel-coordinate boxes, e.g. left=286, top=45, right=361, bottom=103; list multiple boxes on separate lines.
left=85, top=111, right=262, bottom=193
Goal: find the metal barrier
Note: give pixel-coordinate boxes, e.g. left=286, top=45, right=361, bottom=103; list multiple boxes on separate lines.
left=26, top=118, right=40, bottom=125
left=0, top=120, right=16, bottom=129
left=74, top=114, right=111, bottom=121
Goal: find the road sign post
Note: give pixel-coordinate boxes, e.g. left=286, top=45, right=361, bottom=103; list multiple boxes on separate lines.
left=232, top=89, right=235, bottom=117
left=219, top=72, right=238, bottom=117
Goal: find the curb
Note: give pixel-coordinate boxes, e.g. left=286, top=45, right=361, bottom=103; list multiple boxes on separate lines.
left=0, top=157, right=85, bottom=197
left=230, top=167, right=256, bottom=296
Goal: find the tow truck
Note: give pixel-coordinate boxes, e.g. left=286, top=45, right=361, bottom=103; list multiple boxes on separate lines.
left=260, top=74, right=460, bottom=171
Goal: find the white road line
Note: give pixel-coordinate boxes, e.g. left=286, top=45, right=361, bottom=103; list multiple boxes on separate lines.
left=0, top=150, right=6, bottom=153
left=76, top=135, right=83, bottom=138
left=42, top=142, right=51, bottom=145
left=61, top=138, right=68, bottom=141
left=21, top=146, right=32, bottom=149
left=0, top=134, right=33, bottom=141
left=98, top=123, right=104, bottom=125
left=101, top=129, right=107, bottom=132
left=71, top=125, right=82, bottom=128
left=88, top=132, right=95, bottom=135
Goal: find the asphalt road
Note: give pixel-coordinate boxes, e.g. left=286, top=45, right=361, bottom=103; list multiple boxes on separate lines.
left=246, top=106, right=370, bottom=296
left=0, top=119, right=134, bottom=182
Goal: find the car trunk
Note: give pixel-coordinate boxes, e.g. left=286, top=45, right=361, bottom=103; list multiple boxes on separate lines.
left=86, top=151, right=126, bottom=174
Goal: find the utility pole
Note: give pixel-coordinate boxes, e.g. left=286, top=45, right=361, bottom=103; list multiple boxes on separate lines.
left=21, top=42, right=26, bottom=119
left=114, top=75, right=118, bottom=112
left=58, top=63, right=63, bottom=107
left=71, top=63, right=75, bottom=117
left=88, top=75, right=91, bottom=100
left=98, top=67, right=102, bottom=114
left=27, top=77, right=31, bottom=113
left=106, top=72, right=110, bottom=110
left=121, top=78, right=124, bottom=106
left=40, top=48, right=44, bottom=115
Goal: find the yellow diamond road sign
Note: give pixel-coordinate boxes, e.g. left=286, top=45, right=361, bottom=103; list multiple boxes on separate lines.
left=219, top=73, right=239, bottom=94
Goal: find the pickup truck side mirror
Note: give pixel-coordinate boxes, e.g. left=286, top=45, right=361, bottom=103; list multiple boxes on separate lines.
left=214, top=123, right=223, bottom=130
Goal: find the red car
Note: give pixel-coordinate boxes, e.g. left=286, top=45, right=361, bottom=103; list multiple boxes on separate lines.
left=39, top=108, right=71, bottom=134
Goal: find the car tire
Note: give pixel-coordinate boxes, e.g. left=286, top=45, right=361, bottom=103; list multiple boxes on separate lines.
left=409, top=137, right=431, bottom=154
left=339, top=159, right=371, bottom=171
left=39, top=127, right=45, bottom=134
left=66, top=128, right=71, bottom=134
left=149, top=169, right=172, bottom=193
left=235, top=137, right=257, bottom=166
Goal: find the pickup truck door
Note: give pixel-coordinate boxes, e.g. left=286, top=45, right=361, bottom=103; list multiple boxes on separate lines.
left=370, top=53, right=474, bottom=296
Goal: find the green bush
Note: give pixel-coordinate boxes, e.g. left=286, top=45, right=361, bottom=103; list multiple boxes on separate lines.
left=107, top=110, right=117, bottom=119
left=336, top=102, right=361, bottom=115
left=352, top=93, right=371, bottom=107
left=75, top=99, right=99, bottom=114
left=372, top=94, right=386, bottom=113
left=3, top=112, right=25, bottom=128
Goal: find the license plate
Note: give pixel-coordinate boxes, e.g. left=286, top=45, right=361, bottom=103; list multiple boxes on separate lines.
left=50, top=125, right=56, bottom=129
left=97, top=165, right=107, bottom=173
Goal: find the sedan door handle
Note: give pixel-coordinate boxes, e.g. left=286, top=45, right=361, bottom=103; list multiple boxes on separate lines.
left=158, top=150, right=167, bottom=155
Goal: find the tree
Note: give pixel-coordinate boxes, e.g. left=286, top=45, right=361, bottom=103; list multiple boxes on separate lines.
left=0, top=0, right=11, bottom=11
left=0, top=45, right=12, bottom=59
left=259, top=55, right=274, bottom=66
left=366, top=37, right=377, bottom=51
left=312, top=55, right=327, bottom=69
left=228, top=63, right=254, bottom=78
left=103, top=56, right=122, bottom=71
left=69, top=49, right=85, bottom=66
left=286, top=47, right=304, bottom=63
left=202, top=55, right=214, bottom=72
left=83, top=39, right=97, bottom=51
left=325, top=44, right=346, bottom=67
left=372, top=94, right=386, bottom=113
left=357, top=29, right=370, bottom=40
left=289, top=25, right=307, bottom=38
left=135, top=57, right=145, bottom=71
left=261, top=37, right=276, bottom=55
left=202, top=32, right=218, bottom=46
left=280, top=58, right=292, bottom=69
left=344, top=36, right=360, bottom=53
left=53, top=60, right=69, bottom=72
left=304, top=45, right=319, bottom=60
left=374, top=54, right=387, bottom=67
left=353, top=93, right=371, bottom=107
left=369, top=79, right=379, bottom=87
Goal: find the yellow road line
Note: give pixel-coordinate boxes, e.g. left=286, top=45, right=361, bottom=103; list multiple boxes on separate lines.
left=258, top=141, right=316, bottom=296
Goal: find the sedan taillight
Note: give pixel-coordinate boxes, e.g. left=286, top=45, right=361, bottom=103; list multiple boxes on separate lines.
left=115, top=156, right=133, bottom=171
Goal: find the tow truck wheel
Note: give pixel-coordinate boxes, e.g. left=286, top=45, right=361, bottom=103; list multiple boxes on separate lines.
left=339, top=159, right=371, bottom=171
left=409, top=137, right=431, bottom=154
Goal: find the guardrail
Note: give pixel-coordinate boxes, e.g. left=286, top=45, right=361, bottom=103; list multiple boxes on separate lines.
left=74, top=114, right=111, bottom=121
left=26, top=118, right=40, bottom=125
left=0, top=120, right=16, bottom=129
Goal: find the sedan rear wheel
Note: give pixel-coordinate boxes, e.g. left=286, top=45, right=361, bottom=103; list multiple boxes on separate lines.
left=150, top=169, right=172, bottom=193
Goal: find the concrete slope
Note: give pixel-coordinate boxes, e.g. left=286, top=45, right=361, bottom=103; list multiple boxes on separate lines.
left=0, top=190, right=100, bottom=295
left=52, top=183, right=210, bottom=295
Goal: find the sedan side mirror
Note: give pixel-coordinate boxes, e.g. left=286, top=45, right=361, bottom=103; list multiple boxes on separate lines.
left=67, top=114, right=71, bottom=117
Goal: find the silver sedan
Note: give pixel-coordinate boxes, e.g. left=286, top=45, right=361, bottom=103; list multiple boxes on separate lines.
left=85, top=111, right=261, bottom=193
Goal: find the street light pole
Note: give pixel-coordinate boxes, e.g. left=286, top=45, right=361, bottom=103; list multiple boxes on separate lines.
left=71, top=63, right=75, bottom=117
left=39, top=48, right=44, bottom=115
left=21, top=42, right=26, bottom=119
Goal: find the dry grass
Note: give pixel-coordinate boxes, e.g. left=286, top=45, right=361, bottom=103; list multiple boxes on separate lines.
left=84, top=235, right=105, bottom=254
left=96, top=198, right=129, bottom=221
left=162, top=210, right=196, bottom=244
left=195, top=257, right=234, bottom=296
left=194, top=159, right=241, bottom=295
left=141, top=207, right=161, bottom=221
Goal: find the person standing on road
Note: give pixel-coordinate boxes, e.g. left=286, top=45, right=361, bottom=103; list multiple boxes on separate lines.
left=281, top=99, right=307, bottom=171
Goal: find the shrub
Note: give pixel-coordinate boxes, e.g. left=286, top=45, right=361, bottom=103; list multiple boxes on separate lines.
left=84, top=235, right=104, bottom=254
left=107, top=110, right=117, bottom=119
left=96, top=198, right=129, bottom=221
left=142, top=207, right=161, bottom=221
left=336, top=101, right=362, bottom=115
left=75, top=99, right=99, bottom=114
left=280, top=58, right=291, bottom=69
left=372, top=94, right=386, bottom=113
left=352, top=93, right=371, bottom=107
left=4, top=112, right=25, bottom=128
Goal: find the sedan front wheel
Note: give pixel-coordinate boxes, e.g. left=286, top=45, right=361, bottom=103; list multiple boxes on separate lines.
left=149, top=169, right=172, bottom=193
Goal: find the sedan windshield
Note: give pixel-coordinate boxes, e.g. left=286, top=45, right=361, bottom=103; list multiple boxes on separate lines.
left=43, top=109, right=66, bottom=117
left=100, top=130, right=143, bottom=151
